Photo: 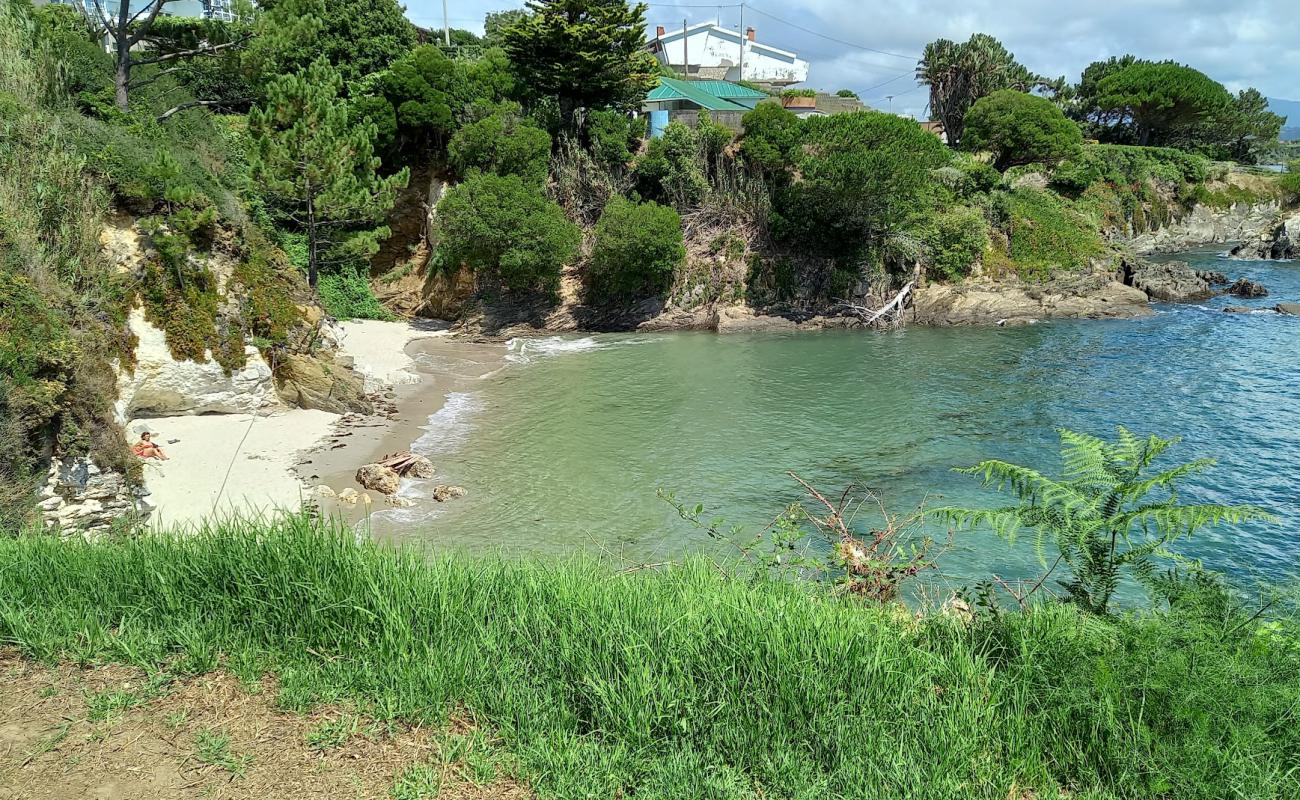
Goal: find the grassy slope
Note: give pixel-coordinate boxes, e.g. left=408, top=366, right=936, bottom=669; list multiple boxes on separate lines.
left=1, top=515, right=1297, bottom=799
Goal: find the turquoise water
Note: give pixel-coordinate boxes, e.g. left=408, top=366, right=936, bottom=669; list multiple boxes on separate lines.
left=404, top=250, right=1299, bottom=587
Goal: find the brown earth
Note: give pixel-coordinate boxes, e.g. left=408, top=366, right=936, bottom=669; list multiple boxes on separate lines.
left=0, top=650, right=529, bottom=800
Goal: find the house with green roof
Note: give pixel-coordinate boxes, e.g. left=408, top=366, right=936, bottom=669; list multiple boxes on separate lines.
left=643, top=77, right=770, bottom=114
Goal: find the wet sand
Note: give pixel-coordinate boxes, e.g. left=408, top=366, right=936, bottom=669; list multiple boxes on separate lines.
left=297, top=336, right=507, bottom=533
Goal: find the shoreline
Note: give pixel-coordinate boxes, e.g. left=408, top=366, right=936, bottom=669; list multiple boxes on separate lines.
left=297, top=328, right=508, bottom=532
left=128, top=320, right=469, bottom=527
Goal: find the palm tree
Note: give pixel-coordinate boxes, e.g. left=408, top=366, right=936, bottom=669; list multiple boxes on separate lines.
left=933, top=427, right=1270, bottom=614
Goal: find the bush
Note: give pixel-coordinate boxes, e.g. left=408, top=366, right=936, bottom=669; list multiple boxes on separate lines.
left=632, top=121, right=708, bottom=208
left=694, top=110, right=733, bottom=164
left=739, top=102, right=801, bottom=179
left=435, top=173, right=580, bottom=293
left=586, top=109, right=644, bottom=169
left=924, top=206, right=989, bottom=280
left=317, top=265, right=391, bottom=321
left=1004, top=188, right=1104, bottom=277
left=963, top=90, right=1082, bottom=172
left=588, top=197, right=684, bottom=301
left=775, top=111, right=950, bottom=262
left=448, top=102, right=551, bottom=186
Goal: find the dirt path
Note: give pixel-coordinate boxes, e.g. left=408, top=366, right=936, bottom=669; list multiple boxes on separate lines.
left=0, top=650, right=529, bottom=800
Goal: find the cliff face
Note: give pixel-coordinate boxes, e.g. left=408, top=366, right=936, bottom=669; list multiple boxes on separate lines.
left=1126, top=200, right=1283, bottom=254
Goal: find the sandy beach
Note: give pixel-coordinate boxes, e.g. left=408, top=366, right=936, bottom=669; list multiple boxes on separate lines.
left=128, top=319, right=496, bottom=527
left=300, top=335, right=507, bottom=532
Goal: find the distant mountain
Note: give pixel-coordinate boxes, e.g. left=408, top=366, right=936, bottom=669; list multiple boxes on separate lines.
left=1267, top=97, right=1300, bottom=141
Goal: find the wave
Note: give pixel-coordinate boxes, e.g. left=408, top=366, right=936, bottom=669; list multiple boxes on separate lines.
left=505, top=335, right=605, bottom=364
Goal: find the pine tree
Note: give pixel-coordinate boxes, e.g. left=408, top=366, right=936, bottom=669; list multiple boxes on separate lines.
left=249, top=59, right=408, bottom=287
left=502, top=0, right=658, bottom=130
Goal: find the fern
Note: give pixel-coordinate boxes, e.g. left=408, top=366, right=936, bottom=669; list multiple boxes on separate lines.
left=933, top=427, right=1272, bottom=614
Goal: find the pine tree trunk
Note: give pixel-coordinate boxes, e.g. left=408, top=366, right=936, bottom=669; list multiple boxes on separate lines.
left=306, top=187, right=319, bottom=288
left=113, top=2, right=131, bottom=111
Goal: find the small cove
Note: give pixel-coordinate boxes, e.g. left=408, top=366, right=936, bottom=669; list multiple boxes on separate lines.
left=383, top=249, right=1300, bottom=586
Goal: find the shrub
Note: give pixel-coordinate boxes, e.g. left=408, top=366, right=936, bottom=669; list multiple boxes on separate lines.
left=435, top=173, right=580, bottom=293
left=448, top=102, right=551, bottom=186
left=924, top=206, right=989, bottom=280
left=739, top=102, right=801, bottom=179
left=780, top=88, right=817, bottom=98
left=775, top=111, right=950, bottom=262
left=963, top=90, right=1083, bottom=171
left=586, top=108, right=644, bottom=169
left=694, top=110, right=733, bottom=164
left=317, top=264, right=391, bottom=321
left=632, top=121, right=708, bottom=208
left=588, top=197, right=684, bottom=301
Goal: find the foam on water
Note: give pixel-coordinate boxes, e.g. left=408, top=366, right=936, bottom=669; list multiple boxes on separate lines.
left=371, top=391, right=482, bottom=524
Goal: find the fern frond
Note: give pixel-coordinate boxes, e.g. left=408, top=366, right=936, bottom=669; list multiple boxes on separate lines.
left=1114, top=459, right=1216, bottom=504
left=955, top=461, right=1085, bottom=510
left=1114, top=503, right=1273, bottom=541
left=929, top=506, right=1026, bottom=544
left=1057, top=428, right=1110, bottom=484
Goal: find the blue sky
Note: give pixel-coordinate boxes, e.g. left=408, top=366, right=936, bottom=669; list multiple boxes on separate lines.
left=404, top=0, right=1300, bottom=119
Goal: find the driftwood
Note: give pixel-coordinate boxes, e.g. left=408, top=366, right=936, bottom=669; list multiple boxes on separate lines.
left=833, top=280, right=915, bottom=327
left=378, top=451, right=426, bottom=477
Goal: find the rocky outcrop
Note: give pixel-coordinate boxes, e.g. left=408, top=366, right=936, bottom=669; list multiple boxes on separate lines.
left=1228, top=278, right=1268, bottom=298
left=1276, top=302, right=1300, bottom=316
left=1128, top=197, right=1281, bottom=254
left=910, top=274, right=1152, bottom=326
left=1122, top=260, right=1225, bottom=302
left=1229, top=211, right=1300, bottom=260
left=39, top=458, right=151, bottom=536
left=355, top=463, right=401, bottom=495
left=274, top=353, right=372, bottom=414
left=431, top=484, right=467, bottom=502
left=117, top=309, right=284, bottom=420
left=1223, top=306, right=1253, bottom=313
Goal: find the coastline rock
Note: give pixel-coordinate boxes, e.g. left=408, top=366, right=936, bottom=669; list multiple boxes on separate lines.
left=405, top=455, right=435, bottom=479
left=1230, top=211, right=1300, bottom=260
left=713, top=305, right=799, bottom=334
left=910, top=274, right=1152, bottom=326
left=1123, top=260, right=1219, bottom=302
left=117, top=309, right=284, bottom=420
left=40, top=457, right=151, bottom=536
left=1128, top=195, right=1280, bottom=254
left=1222, top=306, right=1254, bottom=313
left=356, top=463, right=401, bottom=495
left=1228, top=278, right=1268, bottom=298
left=275, top=353, right=373, bottom=414
left=1275, top=302, right=1300, bottom=316
left=431, top=484, right=467, bottom=502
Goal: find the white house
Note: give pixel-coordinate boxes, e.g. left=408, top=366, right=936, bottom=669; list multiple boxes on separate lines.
left=647, top=22, right=809, bottom=86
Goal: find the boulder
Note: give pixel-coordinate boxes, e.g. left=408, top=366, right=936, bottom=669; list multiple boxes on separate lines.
left=1275, top=302, right=1300, bottom=316
left=1123, top=260, right=1217, bottom=302
left=356, top=463, right=401, bottom=495
left=1231, top=211, right=1300, bottom=260
left=406, top=455, right=435, bottom=479
left=1199, top=271, right=1229, bottom=285
left=1222, top=306, right=1254, bottom=313
left=274, top=353, right=372, bottom=414
left=431, top=484, right=467, bottom=502
left=1228, top=278, right=1268, bottom=298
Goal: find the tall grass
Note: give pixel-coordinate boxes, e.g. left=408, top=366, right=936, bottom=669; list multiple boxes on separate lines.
left=0, top=514, right=1297, bottom=799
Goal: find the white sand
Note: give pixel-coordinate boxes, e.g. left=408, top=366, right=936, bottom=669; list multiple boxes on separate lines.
left=334, top=319, right=448, bottom=392
left=129, top=410, right=339, bottom=527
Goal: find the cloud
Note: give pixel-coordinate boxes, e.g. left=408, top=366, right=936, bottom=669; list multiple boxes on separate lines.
left=402, top=0, right=1300, bottom=112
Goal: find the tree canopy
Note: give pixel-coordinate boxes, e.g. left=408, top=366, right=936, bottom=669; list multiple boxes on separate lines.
left=963, top=90, right=1083, bottom=171
left=1094, top=61, right=1231, bottom=146
left=916, top=33, right=1043, bottom=147
left=502, top=0, right=658, bottom=129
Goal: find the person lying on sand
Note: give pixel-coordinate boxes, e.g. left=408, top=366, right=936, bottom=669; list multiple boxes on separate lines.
left=132, top=432, right=169, bottom=460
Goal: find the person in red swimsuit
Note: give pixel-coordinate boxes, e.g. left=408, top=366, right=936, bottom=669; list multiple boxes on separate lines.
left=132, top=431, right=169, bottom=460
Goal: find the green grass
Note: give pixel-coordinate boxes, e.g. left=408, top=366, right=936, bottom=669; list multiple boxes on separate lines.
left=193, top=726, right=252, bottom=776
left=0, top=514, right=1297, bottom=799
